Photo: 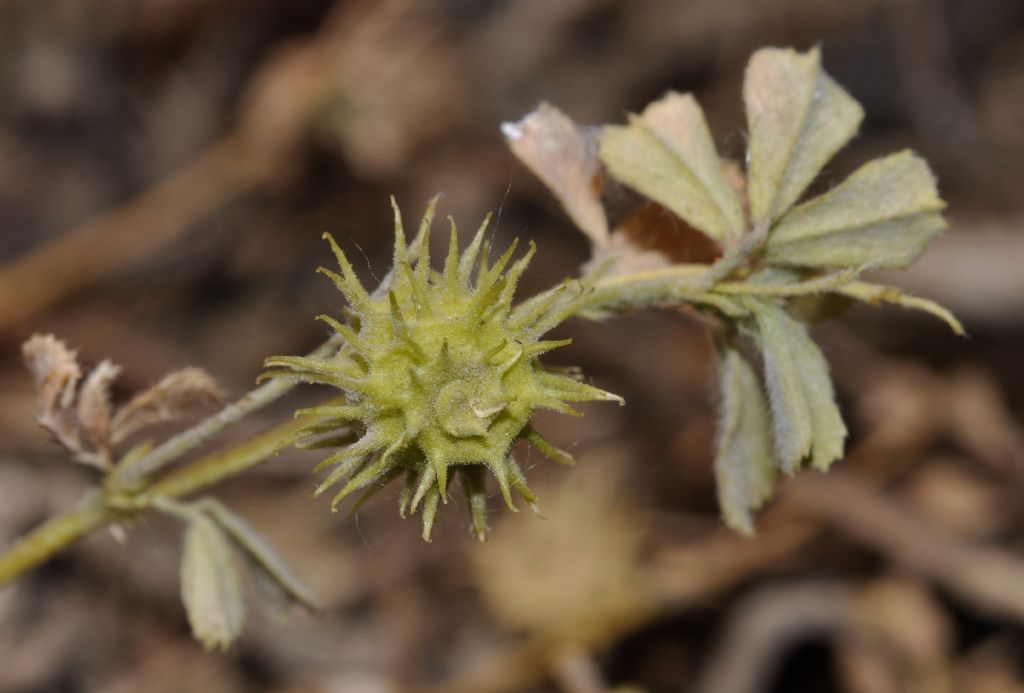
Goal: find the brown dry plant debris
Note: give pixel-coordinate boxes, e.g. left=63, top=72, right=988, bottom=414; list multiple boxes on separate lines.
left=22, top=334, right=222, bottom=470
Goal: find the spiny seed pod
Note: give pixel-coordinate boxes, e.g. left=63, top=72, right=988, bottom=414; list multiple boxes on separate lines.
left=265, top=197, right=622, bottom=541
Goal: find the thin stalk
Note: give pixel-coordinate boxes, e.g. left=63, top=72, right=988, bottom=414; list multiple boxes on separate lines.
left=0, top=398, right=341, bottom=587
left=0, top=220, right=430, bottom=587
left=1, top=249, right=707, bottom=587
left=0, top=491, right=109, bottom=585
left=108, top=209, right=426, bottom=491
left=111, top=336, right=342, bottom=489
left=144, top=401, right=339, bottom=500
left=583, top=264, right=709, bottom=313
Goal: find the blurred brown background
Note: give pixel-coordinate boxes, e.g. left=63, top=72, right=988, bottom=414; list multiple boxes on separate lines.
left=1, top=0, right=1024, bottom=691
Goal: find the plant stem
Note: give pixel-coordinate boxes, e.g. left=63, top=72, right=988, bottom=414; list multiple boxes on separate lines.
left=0, top=220, right=426, bottom=587
left=112, top=336, right=341, bottom=488
left=111, top=214, right=426, bottom=490
left=0, top=257, right=707, bottom=588
left=0, top=400, right=339, bottom=587
left=0, top=491, right=109, bottom=585
left=0, top=219, right=759, bottom=589
left=584, top=264, right=708, bottom=312
left=145, top=404, right=336, bottom=499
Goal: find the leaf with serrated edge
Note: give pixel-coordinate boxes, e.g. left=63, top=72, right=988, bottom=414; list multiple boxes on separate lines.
left=202, top=500, right=320, bottom=611
left=599, top=92, right=745, bottom=244
left=77, top=360, right=121, bottom=454
left=503, top=103, right=609, bottom=247
left=181, top=515, right=246, bottom=650
left=714, top=346, right=777, bottom=535
left=765, top=151, right=946, bottom=269
left=110, top=367, right=222, bottom=444
left=21, top=334, right=81, bottom=413
left=744, top=46, right=863, bottom=227
left=752, top=301, right=846, bottom=473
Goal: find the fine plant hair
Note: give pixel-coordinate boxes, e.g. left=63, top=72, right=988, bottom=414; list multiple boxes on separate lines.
left=3, top=46, right=961, bottom=650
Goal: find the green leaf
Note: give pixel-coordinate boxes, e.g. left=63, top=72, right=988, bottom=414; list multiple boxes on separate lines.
left=750, top=300, right=847, bottom=473
left=599, top=92, right=745, bottom=244
left=765, top=151, right=946, bottom=269
left=713, top=346, right=778, bottom=535
left=201, top=500, right=321, bottom=612
left=744, top=46, right=863, bottom=227
left=181, top=515, right=246, bottom=650
left=836, top=281, right=964, bottom=335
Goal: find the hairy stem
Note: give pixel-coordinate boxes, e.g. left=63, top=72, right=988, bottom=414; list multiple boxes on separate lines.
left=581, top=264, right=714, bottom=316
left=111, top=336, right=341, bottom=488
left=0, top=253, right=745, bottom=587
left=0, top=400, right=338, bottom=587
left=144, top=402, right=337, bottom=499
left=0, top=491, right=109, bottom=585
left=0, top=220, right=430, bottom=587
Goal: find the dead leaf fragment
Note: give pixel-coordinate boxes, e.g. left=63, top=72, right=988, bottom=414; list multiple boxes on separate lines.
left=21, top=334, right=88, bottom=461
left=21, top=334, right=224, bottom=469
left=76, top=360, right=121, bottom=456
left=589, top=202, right=723, bottom=278
left=22, top=334, right=81, bottom=414
left=503, top=102, right=609, bottom=248
left=111, top=368, right=223, bottom=445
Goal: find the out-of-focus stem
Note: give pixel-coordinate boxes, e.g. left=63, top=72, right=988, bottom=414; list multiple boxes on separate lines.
left=0, top=208, right=427, bottom=587
left=0, top=491, right=109, bottom=586
left=0, top=134, right=265, bottom=332
left=0, top=400, right=338, bottom=588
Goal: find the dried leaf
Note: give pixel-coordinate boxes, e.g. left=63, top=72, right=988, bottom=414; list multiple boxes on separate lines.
left=766, top=151, right=946, bottom=269
left=714, top=346, right=778, bottom=535
left=600, top=92, right=745, bottom=245
left=111, top=368, right=223, bottom=444
left=181, top=515, right=246, bottom=650
left=76, top=359, right=121, bottom=456
left=744, top=46, right=863, bottom=227
left=588, top=202, right=722, bottom=278
left=751, top=300, right=846, bottom=473
left=21, top=334, right=81, bottom=413
left=202, top=501, right=320, bottom=612
left=503, top=103, right=609, bottom=247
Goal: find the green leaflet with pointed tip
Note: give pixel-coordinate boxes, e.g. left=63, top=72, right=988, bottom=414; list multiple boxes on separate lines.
left=750, top=300, right=846, bottom=474
left=765, top=150, right=946, bottom=269
left=201, top=500, right=321, bottom=612
left=714, top=346, right=778, bottom=535
left=744, top=46, right=863, bottom=227
left=181, top=515, right=246, bottom=651
left=599, top=92, right=745, bottom=244
left=836, top=280, right=964, bottom=335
